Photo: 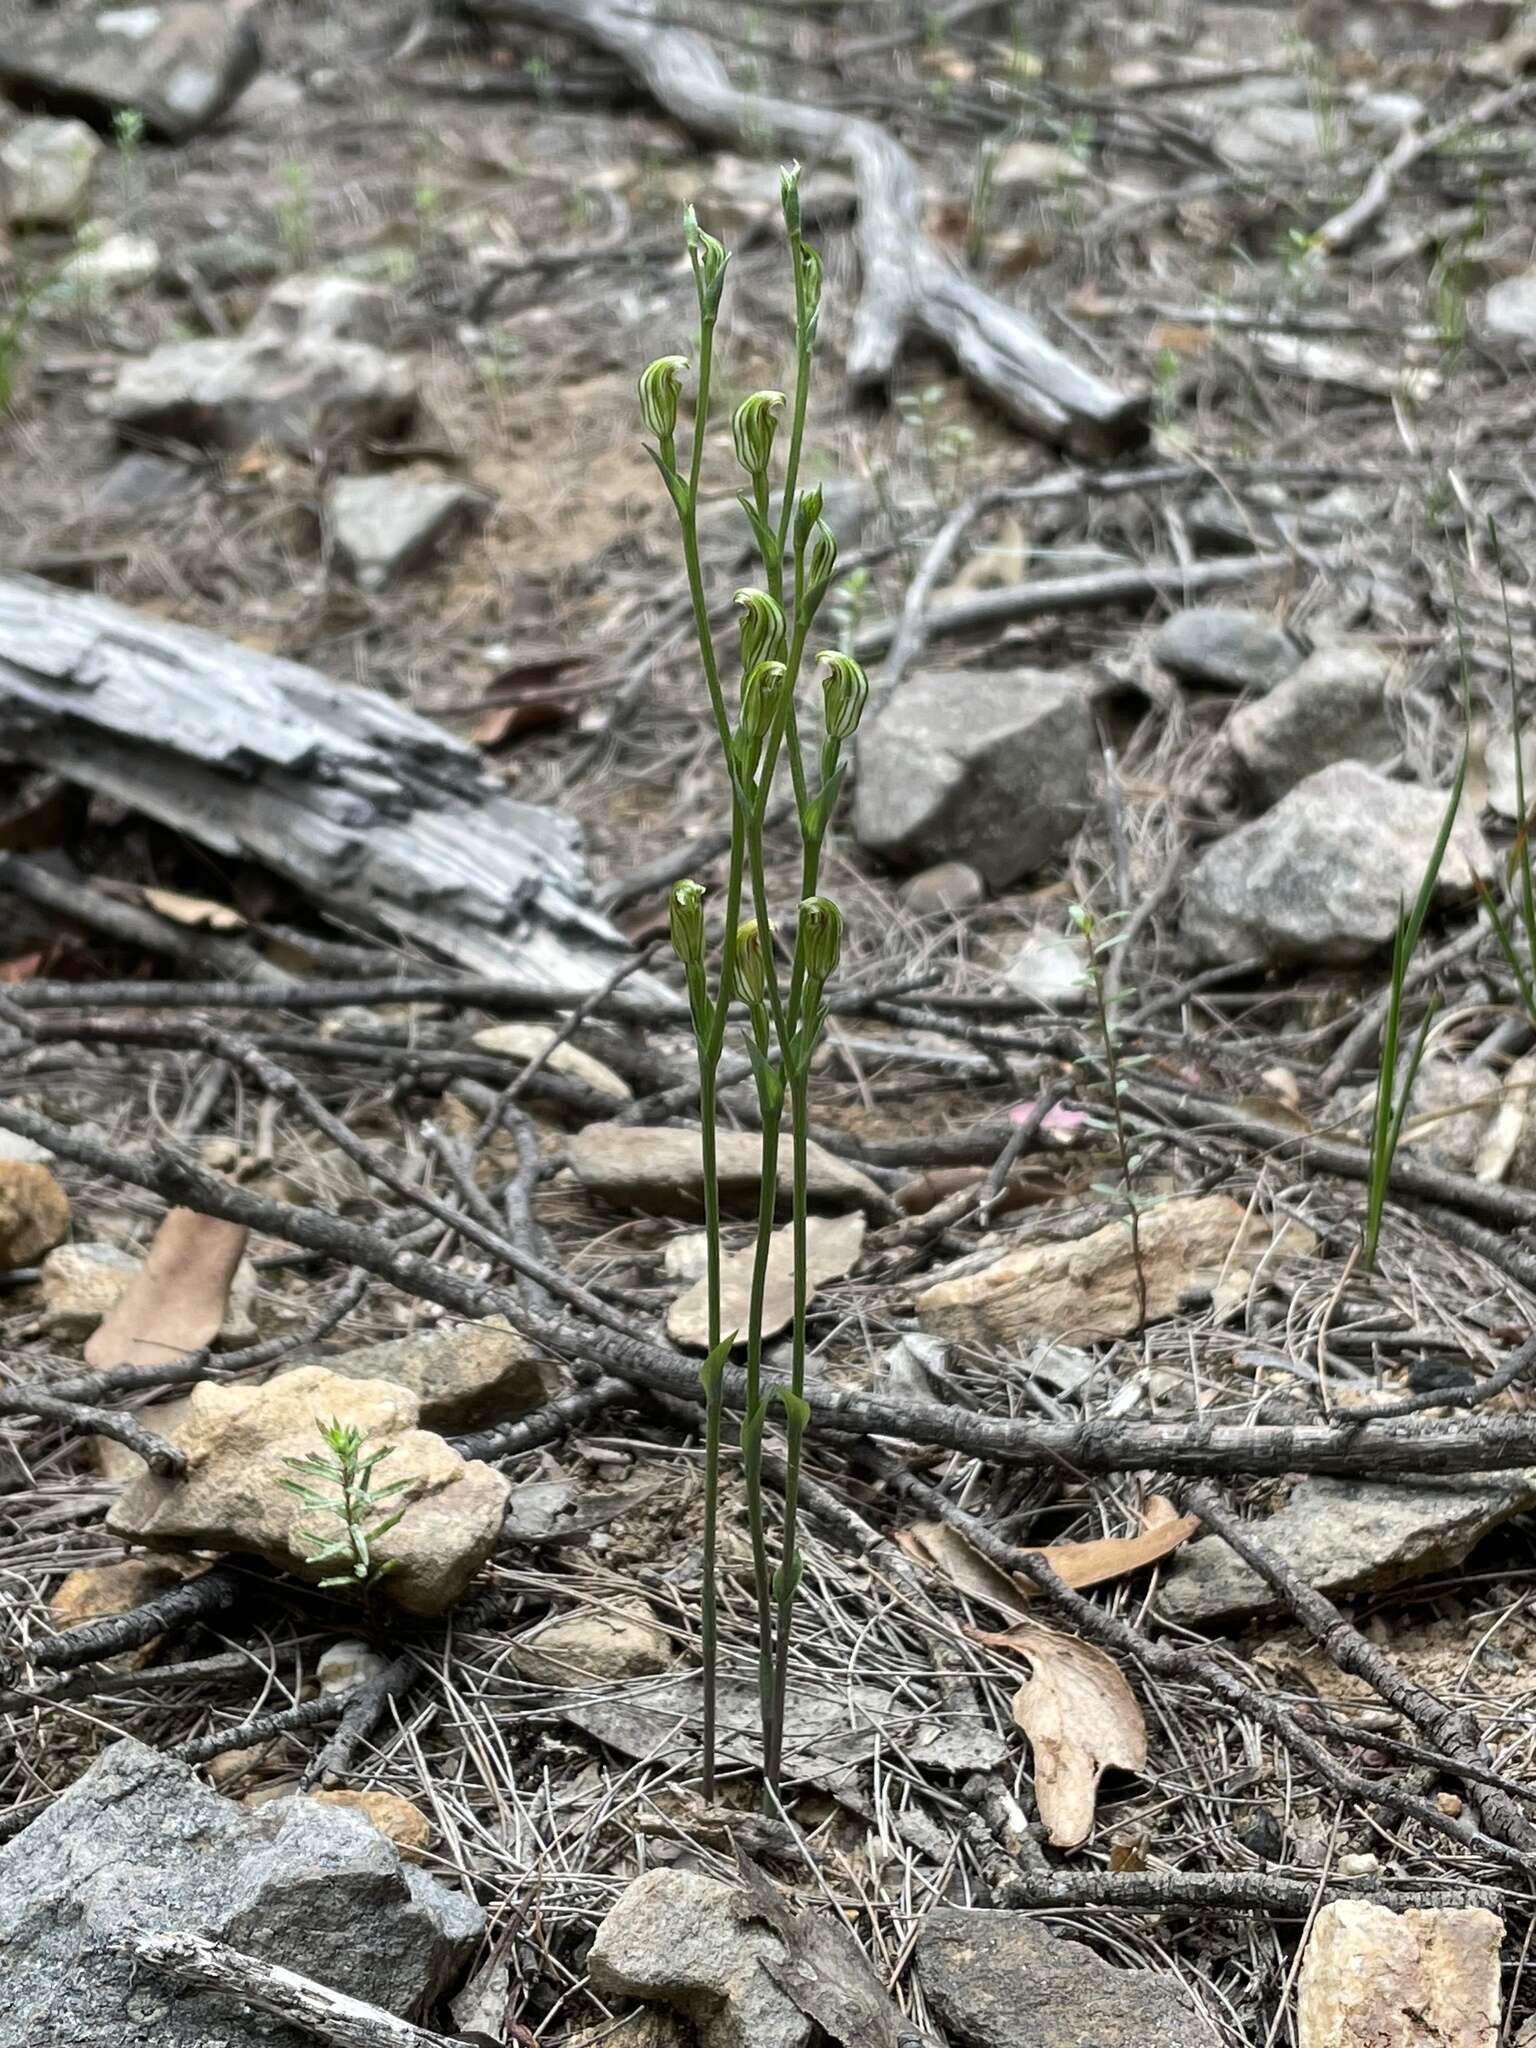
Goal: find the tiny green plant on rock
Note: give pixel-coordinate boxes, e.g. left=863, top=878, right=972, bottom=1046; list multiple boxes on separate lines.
left=280, top=1416, right=411, bottom=1593
left=642, top=167, right=867, bottom=1803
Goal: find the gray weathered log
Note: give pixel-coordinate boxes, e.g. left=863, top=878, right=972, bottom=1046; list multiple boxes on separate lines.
left=482, top=0, right=1147, bottom=455
left=0, top=575, right=639, bottom=994
left=111, top=1929, right=463, bottom=2048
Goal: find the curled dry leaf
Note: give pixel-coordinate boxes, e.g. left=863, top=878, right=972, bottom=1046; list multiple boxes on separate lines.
left=85, top=1208, right=250, bottom=1372
left=895, top=1495, right=1198, bottom=1620
left=971, top=1622, right=1147, bottom=1849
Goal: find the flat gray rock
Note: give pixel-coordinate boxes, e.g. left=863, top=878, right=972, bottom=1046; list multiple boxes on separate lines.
left=0, top=1739, right=481, bottom=2048
left=330, top=474, right=481, bottom=591
left=111, top=331, right=418, bottom=456
left=915, top=1908, right=1212, bottom=2048
left=854, top=668, right=1094, bottom=888
left=591, top=1868, right=813, bottom=2048
left=1, top=115, right=99, bottom=226
left=1158, top=1473, right=1536, bottom=1628
left=1226, top=641, right=1397, bottom=803
left=1487, top=273, right=1536, bottom=348
left=1181, top=762, right=1492, bottom=967
left=321, top=1315, right=560, bottom=1429
left=0, top=2, right=262, bottom=142
left=1151, top=607, right=1306, bottom=693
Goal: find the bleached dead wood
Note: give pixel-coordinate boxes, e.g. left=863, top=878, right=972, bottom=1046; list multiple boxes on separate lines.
left=112, top=1929, right=461, bottom=2048
left=482, top=0, right=1148, bottom=455
left=0, top=575, right=638, bottom=993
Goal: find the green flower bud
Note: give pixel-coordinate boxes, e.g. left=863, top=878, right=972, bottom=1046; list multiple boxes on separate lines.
left=734, top=588, right=786, bottom=676
left=806, top=518, right=838, bottom=590
left=793, top=485, right=824, bottom=553
left=798, top=895, right=843, bottom=985
left=668, top=878, right=706, bottom=969
left=638, top=355, right=687, bottom=441
left=797, top=241, right=823, bottom=334
left=733, top=918, right=772, bottom=1006
left=732, top=390, right=786, bottom=477
left=779, top=159, right=802, bottom=237
left=738, top=659, right=788, bottom=753
left=817, top=651, right=869, bottom=743
left=683, top=204, right=728, bottom=310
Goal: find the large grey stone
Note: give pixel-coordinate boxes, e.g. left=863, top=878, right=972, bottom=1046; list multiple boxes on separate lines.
left=1151, top=607, right=1306, bottom=693
left=590, top=1868, right=814, bottom=2048
left=329, top=474, right=481, bottom=592
left=0, top=1738, right=481, bottom=2048
left=0, top=3, right=262, bottom=143
left=252, top=273, right=395, bottom=348
left=1, top=115, right=99, bottom=227
left=914, top=1908, right=1212, bottom=2048
left=1181, top=762, right=1492, bottom=967
left=1158, top=1473, right=1536, bottom=1628
left=1226, top=642, right=1398, bottom=803
left=1486, top=273, right=1536, bottom=347
left=854, top=669, right=1094, bottom=888
left=321, top=1316, right=561, bottom=1430
left=110, top=332, right=417, bottom=456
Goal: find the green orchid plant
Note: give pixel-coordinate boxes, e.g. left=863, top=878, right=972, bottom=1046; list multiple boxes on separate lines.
left=641, top=166, right=867, bottom=1802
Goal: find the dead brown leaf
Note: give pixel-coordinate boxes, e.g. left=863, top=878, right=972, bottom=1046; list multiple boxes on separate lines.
left=85, top=1209, right=249, bottom=1372
left=139, top=886, right=247, bottom=932
left=972, top=1622, right=1147, bottom=1848
left=896, top=1497, right=1198, bottom=1619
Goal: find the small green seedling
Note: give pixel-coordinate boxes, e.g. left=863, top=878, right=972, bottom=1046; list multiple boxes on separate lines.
left=280, top=1415, right=411, bottom=1592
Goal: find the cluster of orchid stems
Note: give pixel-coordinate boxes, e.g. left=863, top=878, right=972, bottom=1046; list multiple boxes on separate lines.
left=639, top=167, right=869, bottom=1804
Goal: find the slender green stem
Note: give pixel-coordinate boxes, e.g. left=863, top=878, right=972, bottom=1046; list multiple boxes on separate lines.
left=696, top=1063, right=722, bottom=1799
left=740, top=1007, right=783, bottom=1779
left=765, top=1074, right=810, bottom=1788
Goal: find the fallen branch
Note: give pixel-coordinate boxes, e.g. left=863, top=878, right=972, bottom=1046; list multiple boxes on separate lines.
left=6, top=1563, right=243, bottom=1684
left=0, top=1384, right=186, bottom=1475
left=1313, top=82, right=1535, bottom=255
left=112, top=1929, right=462, bottom=2048
left=303, top=1652, right=420, bottom=1789
left=852, top=549, right=1307, bottom=660
left=481, top=0, right=1146, bottom=453
left=1184, top=1481, right=1536, bottom=1857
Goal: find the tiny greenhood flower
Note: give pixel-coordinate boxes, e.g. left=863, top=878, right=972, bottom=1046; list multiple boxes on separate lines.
left=735, top=588, right=786, bottom=676
left=798, top=895, right=843, bottom=984
left=684, top=204, right=729, bottom=310
left=779, top=159, right=802, bottom=236
left=732, top=390, right=786, bottom=477
left=669, top=877, right=707, bottom=968
left=733, top=918, right=773, bottom=1006
left=816, top=651, right=869, bottom=742
left=638, top=354, right=687, bottom=441
left=797, top=241, right=823, bottom=335
left=792, top=484, right=824, bottom=552
left=805, top=517, right=838, bottom=590
left=738, top=659, right=788, bottom=755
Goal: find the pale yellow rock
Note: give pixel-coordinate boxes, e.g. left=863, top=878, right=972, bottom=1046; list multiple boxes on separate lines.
left=917, top=1195, right=1311, bottom=1346
left=666, top=1212, right=865, bottom=1349
left=95, top=1394, right=192, bottom=1484
left=569, top=1124, right=886, bottom=1220
left=0, top=1158, right=69, bottom=1270
left=471, top=1021, right=632, bottom=1102
left=106, top=1365, right=511, bottom=1616
left=309, top=1787, right=432, bottom=1862
left=1297, top=1901, right=1500, bottom=2048
left=510, top=1596, right=673, bottom=1684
